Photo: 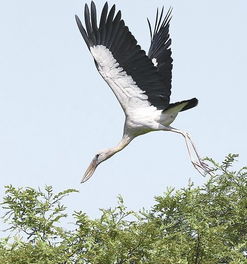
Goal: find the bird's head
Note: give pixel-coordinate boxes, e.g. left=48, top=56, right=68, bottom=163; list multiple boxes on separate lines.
left=81, top=150, right=115, bottom=183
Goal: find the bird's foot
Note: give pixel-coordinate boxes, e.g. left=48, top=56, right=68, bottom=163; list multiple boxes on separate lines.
left=192, top=159, right=214, bottom=177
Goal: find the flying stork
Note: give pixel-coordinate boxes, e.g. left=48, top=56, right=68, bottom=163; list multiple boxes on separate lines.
left=75, top=1, right=210, bottom=183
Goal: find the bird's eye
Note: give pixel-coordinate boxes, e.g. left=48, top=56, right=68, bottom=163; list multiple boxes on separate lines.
left=95, top=154, right=100, bottom=159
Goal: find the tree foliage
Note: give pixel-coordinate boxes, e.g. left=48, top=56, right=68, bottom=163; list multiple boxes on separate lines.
left=0, top=154, right=246, bottom=263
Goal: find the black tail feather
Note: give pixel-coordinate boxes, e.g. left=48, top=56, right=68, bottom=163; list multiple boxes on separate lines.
left=165, top=97, right=198, bottom=112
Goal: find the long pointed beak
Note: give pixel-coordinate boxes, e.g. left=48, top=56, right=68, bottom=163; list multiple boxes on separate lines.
left=81, top=158, right=98, bottom=183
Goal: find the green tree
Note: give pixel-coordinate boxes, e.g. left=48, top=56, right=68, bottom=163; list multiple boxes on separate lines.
left=0, top=154, right=246, bottom=263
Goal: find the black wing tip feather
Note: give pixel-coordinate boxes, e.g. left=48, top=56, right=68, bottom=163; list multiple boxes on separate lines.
left=147, top=6, right=173, bottom=106
left=75, top=14, right=91, bottom=49
left=148, top=6, right=172, bottom=40
left=147, top=18, right=153, bottom=41
left=76, top=1, right=127, bottom=54
left=90, top=2, right=98, bottom=32
left=75, top=1, right=100, bottom=48
left=76, top=1, right=114, bottom=48
left=147, top=6, right=173, bottom=58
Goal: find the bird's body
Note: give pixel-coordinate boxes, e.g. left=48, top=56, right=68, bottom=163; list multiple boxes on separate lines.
left=75, top=1, right=210, bottom=182
left=125, top=107, right=178, bottom=136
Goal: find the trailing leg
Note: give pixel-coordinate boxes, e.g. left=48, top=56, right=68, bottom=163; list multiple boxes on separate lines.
left=165, top=126, right=212, bottom=176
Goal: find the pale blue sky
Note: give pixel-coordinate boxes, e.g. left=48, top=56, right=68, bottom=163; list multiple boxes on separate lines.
left=0, top=0, right=247, bottom=218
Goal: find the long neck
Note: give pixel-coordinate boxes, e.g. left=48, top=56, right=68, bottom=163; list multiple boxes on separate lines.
left=117, top=134, right=133, bottom=151
left=104, top=134, right=133, bottom=160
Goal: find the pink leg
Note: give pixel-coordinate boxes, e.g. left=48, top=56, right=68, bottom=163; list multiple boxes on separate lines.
left=165, top=126, right=212, bottom=176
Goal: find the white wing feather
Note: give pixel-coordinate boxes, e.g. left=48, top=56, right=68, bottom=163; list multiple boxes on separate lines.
left=90, top=45, right=152, bottom=112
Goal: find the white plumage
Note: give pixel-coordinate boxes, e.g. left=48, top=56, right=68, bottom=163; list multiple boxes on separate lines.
left=75, top=2, right=211, bottom=183
left=90, top=45, right=150, bottom=110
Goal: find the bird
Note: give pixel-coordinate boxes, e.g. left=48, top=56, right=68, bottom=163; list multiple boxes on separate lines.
left=75, top=1, right=211, bottom=183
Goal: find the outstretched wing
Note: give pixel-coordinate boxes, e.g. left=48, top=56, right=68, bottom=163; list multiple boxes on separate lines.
left=75, top=2, right=171, bottom=112
left=147, top=7, right=173, bottom=98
